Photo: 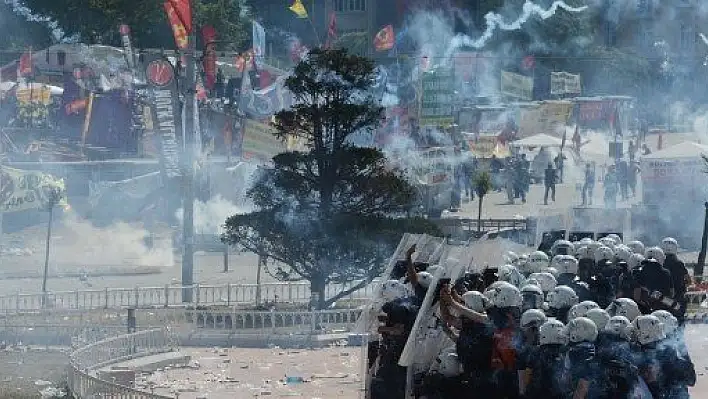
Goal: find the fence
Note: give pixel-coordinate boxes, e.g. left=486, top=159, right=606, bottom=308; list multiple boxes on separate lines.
left=68, top=328, right=176, bottom=399
left=0, top=280, right=379, bottom=314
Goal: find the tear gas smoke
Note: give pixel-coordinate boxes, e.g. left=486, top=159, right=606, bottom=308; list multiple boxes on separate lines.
left=176, top=195, right=251, bottom=235
left=445, top=1, right=588, bottom=58
left=0, top=212, right=174, bottom=273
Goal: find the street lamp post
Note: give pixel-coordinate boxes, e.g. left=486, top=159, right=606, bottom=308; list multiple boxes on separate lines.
left=41, top=187, right=63, bottom=308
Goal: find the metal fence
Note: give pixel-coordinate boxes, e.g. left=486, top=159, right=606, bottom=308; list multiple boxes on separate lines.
left=0, top=280, right=379, bottom=314
left=68, top=328, right=176, bottom=399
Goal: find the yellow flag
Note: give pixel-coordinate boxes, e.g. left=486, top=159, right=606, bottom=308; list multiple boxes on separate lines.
left=289, top=0, right=308, bottom=18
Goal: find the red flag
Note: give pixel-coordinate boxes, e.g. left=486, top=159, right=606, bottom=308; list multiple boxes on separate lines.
left=325, top=12, right=337, bottom=49
left=202, top=25, right=217, bottom=90
left=521, top=55, right=536, bottom=71
left=18, top=49, right=32, bottom=77
left=374, top=25, right=395, bottom=51
left=167, top=0, right=192, bottom=34
left=164, top=2, right=189, bottom=49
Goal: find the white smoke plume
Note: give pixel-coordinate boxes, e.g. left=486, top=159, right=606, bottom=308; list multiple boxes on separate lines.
left=176, top=195, right=252, bottom=235
left=445, top=1, right=588, bottom=58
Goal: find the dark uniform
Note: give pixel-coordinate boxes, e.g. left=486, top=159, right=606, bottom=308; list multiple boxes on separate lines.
left=525, top=344, right=571, bottom=399
left=663, top=253, right=689, bottom=322
left=566, top=342, right=603, bottom=399
left=595, top=333, right=638, bottom=398
left=636, top=260, right=673, bottom=313
left=456, top=318, right=494, bottom=394
left=371, top=298, right=419, bottom=399
left=635, top=342, right=694, bottom=399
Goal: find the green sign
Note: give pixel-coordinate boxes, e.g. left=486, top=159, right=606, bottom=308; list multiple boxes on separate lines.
left=420, top=68, right=455, bottom=126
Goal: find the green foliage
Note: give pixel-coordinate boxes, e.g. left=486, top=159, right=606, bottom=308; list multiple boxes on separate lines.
left=0, top=3, right=54, bottom=64
left=19, top=0, right=251, bottom=50
left=473, top=171, right=493, bottom=199
left=223, top=48, right=439, bottom=309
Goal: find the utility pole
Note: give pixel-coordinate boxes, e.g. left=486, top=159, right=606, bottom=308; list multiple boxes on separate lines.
left=181, top=33, right=196, bottom=303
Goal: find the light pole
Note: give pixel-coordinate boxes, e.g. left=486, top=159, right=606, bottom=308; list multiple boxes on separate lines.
left=181, top=32, right=196, bottom=303
left=41, top=187, right=63, bottom=308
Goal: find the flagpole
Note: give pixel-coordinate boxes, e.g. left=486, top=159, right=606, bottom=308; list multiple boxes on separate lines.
left=307, top=16, right=321, bottom=46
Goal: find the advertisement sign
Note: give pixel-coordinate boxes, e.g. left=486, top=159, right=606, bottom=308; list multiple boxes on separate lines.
left=642, top=158, right=707, bottom=205
left=519, top=101, right=573, bottom=138
left=0, top=167, right=66, bottom=213
left=466, top=135, right=510, bottom=158
left=143, top=54, right=181, bottom=179
left=550, top=72, right=581, bottom=95
left=501, top=71, right=533, bottom=101
left=242, top=119, right=286, bottom=161
left=419, top=68, right=454, bottom=126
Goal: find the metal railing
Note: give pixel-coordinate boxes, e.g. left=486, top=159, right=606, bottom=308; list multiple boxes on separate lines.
left=0, top=280, right=379, bottom=314
left=68, top=328, right=176, bottom=399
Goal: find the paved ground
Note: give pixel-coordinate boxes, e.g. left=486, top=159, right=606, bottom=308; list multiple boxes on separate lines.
left=0, top=348, right=69, bottom=398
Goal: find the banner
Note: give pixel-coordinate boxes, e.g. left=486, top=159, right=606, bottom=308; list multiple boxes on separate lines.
left=16, top=86, right=52, bottom=105
left=239, top=75, right=293, bottom=119
left=0, top=167, right=66, bottom=213
left=164, top=1, right=189, bottom=50
left=500, top=70, right=533, bottom=101
left=519, top=101, right=573, bottom=138
left=242, top=119, right=286, bottom=161
left=419, top=68, right=454, bottom=126
left=466, top=135, right=510, bottom=158
left=168, top=0, right=192, bottom=34
left=252, top=21, right=266, bottom=68
left=202, top=25, right=217, bottom=90
left=550, top=71, right=581, bottom=95
left=142, top=54, right=181, bottom=179
left=119, top=24, right=135, bottom=70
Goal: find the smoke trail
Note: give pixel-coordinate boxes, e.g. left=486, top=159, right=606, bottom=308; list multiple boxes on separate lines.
left=445, top=1, right=588, bottom=59
left=700, top=33, right=708, bottom=46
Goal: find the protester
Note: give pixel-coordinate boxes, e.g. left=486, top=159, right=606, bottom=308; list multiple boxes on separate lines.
left=543, top=162, right=556, bottom=206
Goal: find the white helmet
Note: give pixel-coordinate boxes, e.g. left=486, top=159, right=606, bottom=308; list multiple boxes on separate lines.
left=566, top=317, right=598, bottom=343
left=585, top=308, right=611, bottom=331
left=426, top=265, right=443, bottom=277
left=504, top=251, right=519, bottom=265
left=462, top=290, right=489, bottom=313
left=587, top=241, right=603, bottom=257
left=660, top=237, right=679, bottom=256
left=575, top=246, right=592, bottom=260
left=579, top=237, right=594, bottom=246
left=553, top=255, right=579, bottom=275
left=539, top=319, right=568, bottom=345
left=605, top=315, right=631, bottom=340
left=614, top=245, right=632, bottom=263
left=546, top=267, right=560, bottom=278
left=528, top=272, right=557, bottom=294
left=498, top=264, right=525, bottom=288
left=521, top=308, right=548, bottom=328
left=607, top=298, right=641, bottom=321
left=632, top=315, right=666, bottom=345
left=594, top=246, right=614, bottom=263
left=521, top=284, right=545, bottom=310
left=644, top=247, right=666, bottom=265
left=547, top=285, right=579, bottom=310
left=551, top=240, right=575, bottom=256
left=381, top=280, right=408, bottom=301
left=606, top=234, right=622, bottom=245
left=628, top=253, right=645, bottom=270
left=527, top=251, right=550, bottom=273
left=627, top=240, right=645, bottom=255
left=484, top=281, right=522, bottom=308
left=517, top=254, right=529, bottom=269
left=598, top=237, right=616, bottom=250
left=651, top=310, right=678, bottom=337
left=416, top=271, right=434, bottom=288
left=568, top=301, right=600, bottom=320
left=436, top=347, right=462, bottom=378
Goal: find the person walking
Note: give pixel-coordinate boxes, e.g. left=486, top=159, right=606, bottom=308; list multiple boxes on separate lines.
left=628, top=160, right=640, bottom=197
left=603, top=165, right=619, bottom=209
left=618, top=159, right=629, bottom=201
left=544, top=163, right=557, bottom=205
left=582, top=162, right=595, bottom=206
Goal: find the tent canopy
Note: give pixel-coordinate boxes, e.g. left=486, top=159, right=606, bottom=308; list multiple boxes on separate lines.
left=0, top=82, right=63, bottom=95
left=511, top=133, right=563, bottom=148
left=642, top=141, right=708, bottom=160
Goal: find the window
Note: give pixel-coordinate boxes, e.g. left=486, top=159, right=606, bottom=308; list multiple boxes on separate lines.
left=333, top=0, right=365, bottom=12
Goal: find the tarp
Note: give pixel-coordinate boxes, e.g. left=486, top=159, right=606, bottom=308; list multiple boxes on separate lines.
left=642, top=141, right=708, bottom=160
left=518, top=101, right=573, bottom=138
left=0, top=167, right=66, bottom=213
left=511, top=133, right=563, bottom=148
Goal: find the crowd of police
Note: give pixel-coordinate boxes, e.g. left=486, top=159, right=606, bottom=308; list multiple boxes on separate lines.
left=369, top=235, right=696, bottom=399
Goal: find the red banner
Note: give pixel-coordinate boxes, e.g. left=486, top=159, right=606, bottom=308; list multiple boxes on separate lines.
left=202, top=25, right=217, bottom=90
left=374, top=25, right=394, bottom=51
left=167, top=0, right=192, bottom=34
left=18, top=50, right=32, bottom=77
left=164, top=1, right=188, bottom=50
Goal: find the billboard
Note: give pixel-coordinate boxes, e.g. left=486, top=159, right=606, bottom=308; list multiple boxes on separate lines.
left=419, top=68, right=455, bottom=126
left=501, top=71, right=533, bottom=101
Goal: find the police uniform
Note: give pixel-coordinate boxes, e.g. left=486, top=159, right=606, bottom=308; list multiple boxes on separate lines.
left=525, top=344, right=570, bottom=399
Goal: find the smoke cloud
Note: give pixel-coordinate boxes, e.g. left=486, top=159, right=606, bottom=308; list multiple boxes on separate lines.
left=176, top=195, right=251, bottom=235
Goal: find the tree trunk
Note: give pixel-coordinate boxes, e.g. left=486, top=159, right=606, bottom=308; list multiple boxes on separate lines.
left=477, top=195, right=484, bottom=233
left=310, top=277, right=327, bottom=310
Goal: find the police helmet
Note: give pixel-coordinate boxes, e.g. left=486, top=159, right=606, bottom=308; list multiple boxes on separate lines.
left=585, top=308, right=611, bottom=331
left=605, top=315, right=631, bottom=340
left=547, top=285, right=579, bottom=310
left=644, top=247, right=666, bottom=265
left=627, top=240, right=645, bottom=255
left=606, top=298, right=641, bottom=321
left=660, top=237, right=679, bottom=256
left=528, top=272, right=557, bottom=294
left=566, top=317, right=598, bottom=343
left=462, top=290, right=489, bottom=313
left=539, top=319, right=568, bottom=346
left=632, top=315, right=666, bottom=345
left=568, top=300, right=600, bottom=320
left=651, top=310, right=678, bottom=337
left=484, top=281, right=522, bottom=308
left=521, top=308, right=548, bottom=329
